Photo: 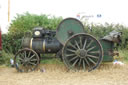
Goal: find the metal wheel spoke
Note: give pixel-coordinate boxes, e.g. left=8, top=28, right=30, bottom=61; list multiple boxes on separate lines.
left=66, top=54, right=76, bottom=57
left=80, top=36, right=82, bottom=49
left=78, top=58, right=82, bottom=69
left=83, top=38, right=87, bottom=49
left=28, top=51, right=31, bottom=58
left=88, top=50, right=100, bottom=54
left=87, top=54, right=99, bottom=59
left=86, top=40, right=93, bottom=48
left=20, top=62, right=24, bottom=66
left=82, top=59, right=86, bottom=71
left=28, top=62, right=36, bottom=66
left=30, top=59, right=37, bottom=61
left=84, top=58, right=90, bottom=67
left=19, top=57, right=24, bottom=61
left=68, top=42, right=77, bottom=49
left=29, top=54, right=36, bottom=60
left=69, top=56, right=78, bottom=62
left=75, top=40, right=80, bottom=49
left=87, top=57, right=96, bottom=65
left=24, top=51, right=27, bottom=58
left=87, top=46, right=96, bottom=52
left=19, top=53, right=24, bottom=59
left=67, top=48, right=76, bottom=53
left=72, top=58, right=79, bottom=67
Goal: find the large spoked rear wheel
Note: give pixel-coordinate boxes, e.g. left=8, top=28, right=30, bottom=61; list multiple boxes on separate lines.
left=62, top=33, right=103, bottom=72
left=14, top=48, right=40, bottom=72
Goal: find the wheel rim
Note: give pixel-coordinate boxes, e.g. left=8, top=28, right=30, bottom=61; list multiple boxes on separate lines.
left=14, top=48, right=39, bottom=72
left=62, top=33, right=103, bottom=71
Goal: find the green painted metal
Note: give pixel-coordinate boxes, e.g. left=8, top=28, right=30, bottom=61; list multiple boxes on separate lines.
left=99, top=40, right=114, bottom=62
left=56, top=18, right=85, bottom=45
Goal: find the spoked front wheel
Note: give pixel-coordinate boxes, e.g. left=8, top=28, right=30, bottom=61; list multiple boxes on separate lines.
left=62, top=33, right=103, bottom=72
left=14, top=48, right=40, bottom=72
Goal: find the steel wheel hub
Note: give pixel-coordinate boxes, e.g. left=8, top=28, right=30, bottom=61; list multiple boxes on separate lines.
left=24, top=58, right=30, bottom=63
left=76, top=49, right=87, bottom=58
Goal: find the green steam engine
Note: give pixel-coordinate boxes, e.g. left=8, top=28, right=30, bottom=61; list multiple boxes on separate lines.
left=14, top=18, right=121, bottom=72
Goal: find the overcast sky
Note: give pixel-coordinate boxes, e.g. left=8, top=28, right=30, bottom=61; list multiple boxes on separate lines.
left=0, top=0, right=128, bottom=33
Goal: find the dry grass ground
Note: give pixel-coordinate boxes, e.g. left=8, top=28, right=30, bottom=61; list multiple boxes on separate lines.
left=0, top=63, right=128, bottom=85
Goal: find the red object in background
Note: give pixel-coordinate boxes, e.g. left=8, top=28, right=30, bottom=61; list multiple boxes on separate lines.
left=0, top=27, right=2, bottom=50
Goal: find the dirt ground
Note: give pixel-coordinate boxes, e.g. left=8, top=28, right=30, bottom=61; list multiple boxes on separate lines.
left=0, top=63, right=128, bottom=85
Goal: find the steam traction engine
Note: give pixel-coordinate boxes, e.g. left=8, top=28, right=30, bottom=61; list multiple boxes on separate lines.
left=14, top=18, right=121, bottom=72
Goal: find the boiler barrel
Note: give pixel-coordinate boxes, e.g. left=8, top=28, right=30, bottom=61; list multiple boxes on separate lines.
left=27, top=38, right=62, bottom=53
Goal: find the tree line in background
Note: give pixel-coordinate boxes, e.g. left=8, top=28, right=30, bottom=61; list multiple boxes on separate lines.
left=1, top=12, right=128, bottom=65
